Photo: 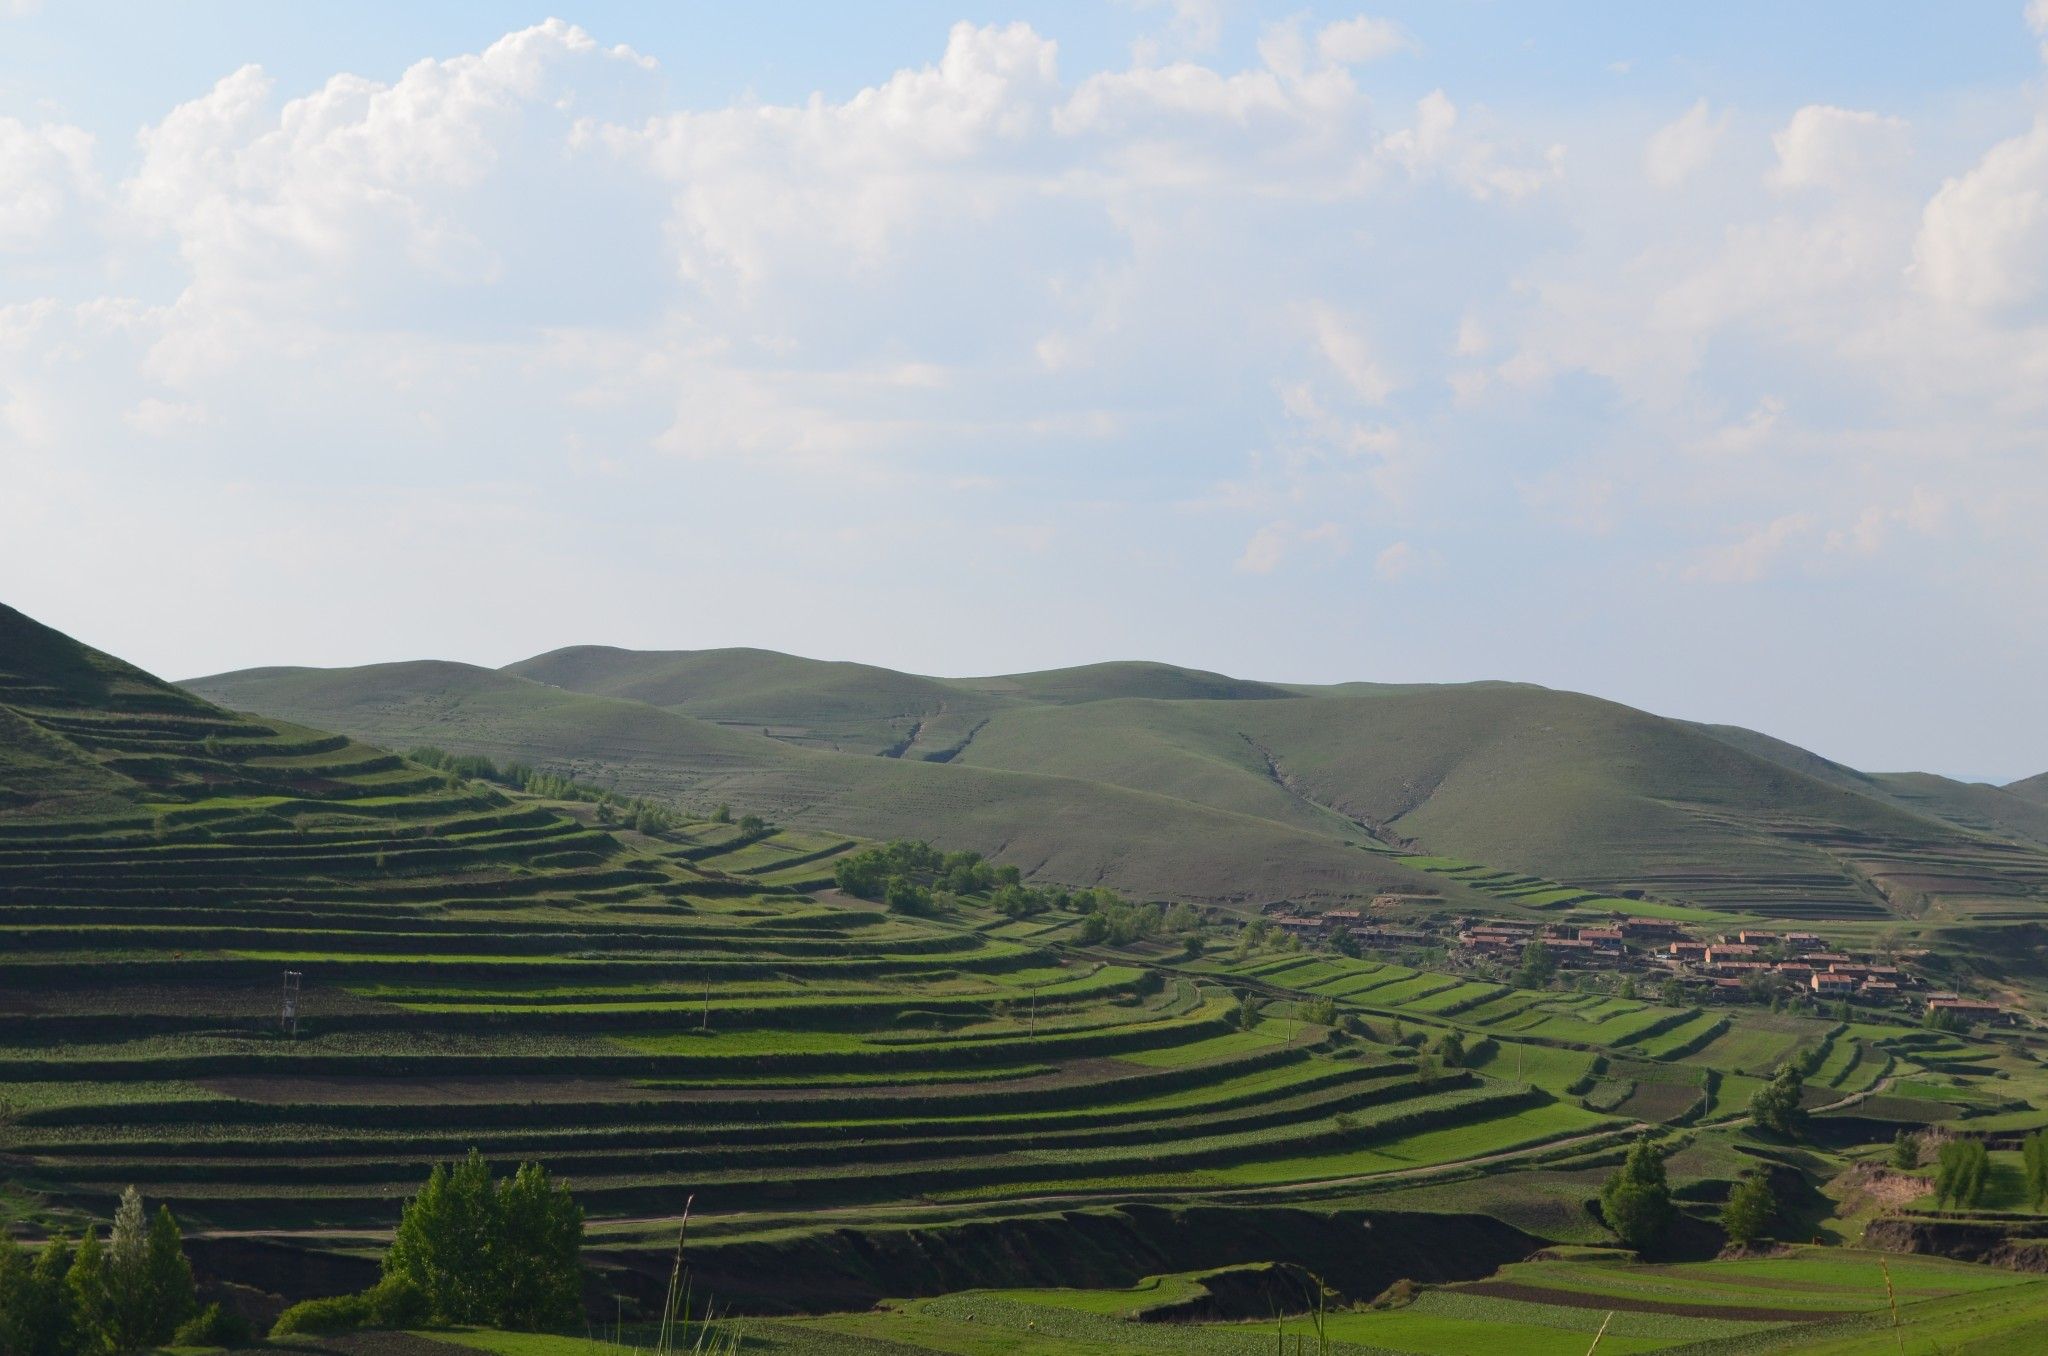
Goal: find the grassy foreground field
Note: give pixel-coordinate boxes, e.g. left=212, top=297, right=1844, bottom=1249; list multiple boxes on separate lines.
left=231, top=1250, right=2048, bottom=1354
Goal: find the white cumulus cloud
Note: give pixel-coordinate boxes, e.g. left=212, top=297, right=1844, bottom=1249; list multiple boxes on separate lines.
left=1645, top=100, right=1725, bottom=187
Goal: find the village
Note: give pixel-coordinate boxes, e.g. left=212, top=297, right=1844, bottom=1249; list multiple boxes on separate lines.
left=1261, top=903, right=2012, bottom=1025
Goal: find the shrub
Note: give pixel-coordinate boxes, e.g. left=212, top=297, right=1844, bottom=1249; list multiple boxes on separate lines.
left=172, top=1302, right=255, bottom=1346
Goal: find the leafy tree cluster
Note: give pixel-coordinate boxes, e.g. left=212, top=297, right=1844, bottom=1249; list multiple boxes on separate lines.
left=1923, top=1006, right=1969, bottom=1035
left=1720, top=1171, right=1778, bottom=1245
left=0, top=1187, right=206, bottom=1356
left=406, top=747, right=679, bottom=833
left=1599, top=1136, right=1674, bottom=1251
left=835, top=841, right=1013, bottom=914
left=1892, top=1129, right=1921, bottom=1171
left=1934, top=1139, right=1991, bottom=1209
left=1748, top=1063, right=1808, bottom=1139
left=832, top=840, right=1169, bottom=930
left=1515, top=939, right=1556, bottom=990
left=274, top=1151, right=582, bottom=1334
left=2025, top=1129, right=2048, bottom=1209
left=1076, top=898, right=1165, bottom=945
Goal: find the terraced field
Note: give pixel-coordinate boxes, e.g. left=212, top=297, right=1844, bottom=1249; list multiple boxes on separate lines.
left=13, top=599, right=2048, bottom=1344
left=2, top=604, right=1644, bottom=1299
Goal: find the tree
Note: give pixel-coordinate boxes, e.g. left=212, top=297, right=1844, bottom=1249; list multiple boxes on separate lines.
left=1235, top=992, right=1261, bottom=1030
left=493, top=1162, right=585, bottom=1331
left=66, top=1228, right=111, bottom=1353
left=1721, top=1172, right=1777, bottom=1245
left=1924, top=1006, right=1967, bottom=1034
left=1749, top=1064, right=1807, bottom=1139
left=141, top=1206, right=197, bottom=1344
left=1600, top=1136, right=1673, bottom=1251
left=1516, top=939, right=1556, bottom=990
left=378, top=1152, right=583, bottom=1331
left=12, top=1233, right=78, bottom=1356
left=1892, top=1129, right=1920, bottom=1171
left=385, top=1152, right=499, bottom=1324
left=105, top=1184, right=153, bottom=1350
left=2024, top=1129, right=2048, bottom=1209
left=883, top=875, right=933, bottom=916
left=1618, top=976, right=1638, bottom=1001
left=1935, top=1140, right=1991, bottom=1209
left=1434, top=1030, right=1467, bottom=1068
left=710, top=803, right=731, bottom=823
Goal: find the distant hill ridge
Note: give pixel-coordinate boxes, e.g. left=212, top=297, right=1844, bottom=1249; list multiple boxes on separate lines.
left=182, top=637, right=2048, bottom=920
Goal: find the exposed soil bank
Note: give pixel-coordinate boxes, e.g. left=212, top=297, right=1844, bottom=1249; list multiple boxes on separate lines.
left=1863, top=1217, right=2048, bottom=1271
left=587, top=1203, right=1544, bottom=1316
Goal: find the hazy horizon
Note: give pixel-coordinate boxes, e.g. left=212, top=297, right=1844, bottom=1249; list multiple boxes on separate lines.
left=5, top=2, right=2046, bottom=781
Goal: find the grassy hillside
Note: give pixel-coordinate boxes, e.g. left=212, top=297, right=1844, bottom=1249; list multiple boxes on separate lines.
left=955, top=660, right=1300, bottom=705
left=1697, top=721, right=2048, bottom=852
left=186, top=661, right=1459, bottom=911
left=954, top=687, right=2048, bottom=919
left=2010, top=772, right=2048, bottom=804
left=506, top=645, right=1011, bottom=757
left=190, top=646, right=2048, bottom=921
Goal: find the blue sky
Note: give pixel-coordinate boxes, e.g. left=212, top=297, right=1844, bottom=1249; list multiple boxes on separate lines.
left=3, top=2, right=2047, bottom=779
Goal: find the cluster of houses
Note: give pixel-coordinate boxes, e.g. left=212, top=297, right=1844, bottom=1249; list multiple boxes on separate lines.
left=1261, top=901, right=2013, bottom=1023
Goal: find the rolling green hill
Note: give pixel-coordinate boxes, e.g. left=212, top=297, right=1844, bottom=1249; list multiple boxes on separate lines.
left=506, top=645, right=1010, bottom=757
left=189, top=643, right=2048, bottom=921
left=1694, top=721, right=2048, bottom=852
left=2011, top=772, right=2048, bottom=804
left=955, top=660, right=1301, bottom=706
left=188, top=659, right=1455, bottom=911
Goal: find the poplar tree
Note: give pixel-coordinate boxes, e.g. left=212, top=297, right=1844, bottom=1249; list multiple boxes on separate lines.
left=142, top=1206, right=197, bottom=1342
left=65, top=1229, right=110, bottom=1352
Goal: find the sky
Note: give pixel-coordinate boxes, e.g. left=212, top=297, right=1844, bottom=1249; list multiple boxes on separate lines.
left=3, top=3, right=2047, bottom=781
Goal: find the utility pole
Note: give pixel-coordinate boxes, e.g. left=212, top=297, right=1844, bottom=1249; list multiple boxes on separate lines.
left=280, top=970, right=302, bottom=1038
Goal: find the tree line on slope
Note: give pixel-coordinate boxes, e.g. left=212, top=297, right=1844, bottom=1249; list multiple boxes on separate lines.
left=407, top=746, right=682, bottom=835
left=0, top=1189, right=221, bottom=1355
left=0, top=1155, right=584, bottom=1351
left=832, top=839, right=1204, bottom=942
